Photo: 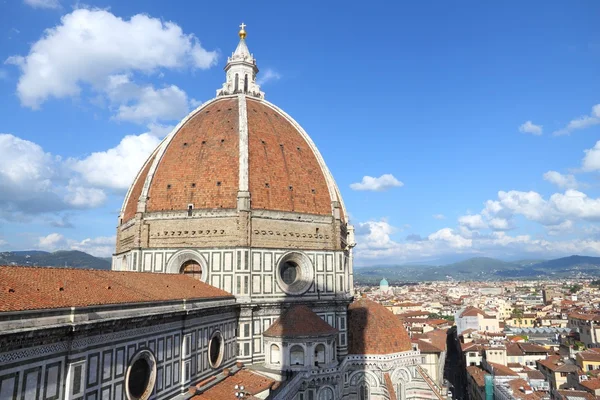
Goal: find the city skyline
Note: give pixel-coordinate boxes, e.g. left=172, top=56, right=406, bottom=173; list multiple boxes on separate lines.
left=1, top=1, right=600, bottom=265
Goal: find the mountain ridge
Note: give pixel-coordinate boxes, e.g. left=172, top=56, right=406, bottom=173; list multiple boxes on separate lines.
left=355, top=255, right=600, bottom=284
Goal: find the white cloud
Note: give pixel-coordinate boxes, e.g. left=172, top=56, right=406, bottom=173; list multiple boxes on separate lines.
left=458, top=214, right=487, bottom=230
left=23, top=0, right=60, bottom=9
left=582, top=140, right=600, bottom=171
left=37, top=233, right=115, bottom=257
left=64, top=181, right=107, bottom=208
left=432, top=214, right=446, bottom=220
left=350, top=174, right=403, bottom=192
left=488, top=217, right=513, bottom=231
left=70, top=132, right=161, bottom=191
left=6, top=8, right=218, bottom=109
left=70, top=236, right=115, bottom=257
left=553, top=104, right=600, bottom=136
left=0, top=133, right=98, bottom=215
left=428, top=228, right=472, bottom=249
left=0, top=127, right=166, bottom=220
left=38, top=233, right=66, bottom=250
left=543, top=170, right=579, bottom=189
left=353, top=218, right=600, bottom=265
left=549, top=190, right=600, bottom=221
left=519, top=121, right=543, bottom=135
left=105, top=74, right=191, bottom=123
left=257, top=68, right=281, bottom=85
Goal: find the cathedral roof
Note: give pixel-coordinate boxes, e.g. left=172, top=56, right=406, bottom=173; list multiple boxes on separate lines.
left=0, top=265, right=232, bottom=312
left=347, top=298, right=413, bottom=354
left=263, top=305, right=337, bottom=338
left=120, top=26, right=346, bottom=224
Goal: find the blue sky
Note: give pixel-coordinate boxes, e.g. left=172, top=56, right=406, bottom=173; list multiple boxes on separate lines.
left=1, top=0, right=599, bottom=265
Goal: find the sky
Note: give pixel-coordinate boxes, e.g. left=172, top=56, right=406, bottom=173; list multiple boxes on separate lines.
left=1, top=0, right=600, bottom=266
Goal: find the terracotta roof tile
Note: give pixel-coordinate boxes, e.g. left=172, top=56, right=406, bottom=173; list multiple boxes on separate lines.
left=146, top=98, right=240, bottom=212
left=263, top=305, right=337, bottom=337
left=192, top=369, right=275, bottom=400
left=0, top=266, right=233, bottom=312
left=466, top=366, right=488, bottom=387
left=348, top=299, right=412, bottom=355
left=247, top=98, right=331, bottom=215
left=488, top=362, right=519, bottom=377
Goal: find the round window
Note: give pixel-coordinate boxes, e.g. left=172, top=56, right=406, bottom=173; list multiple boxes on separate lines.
left=280, top=261, right=299, bottom=285
left=275, top=252, right=314, bottom=295
left=208, top=331, right=224, bottom=369
left=125, top=350, right=156, bottom=400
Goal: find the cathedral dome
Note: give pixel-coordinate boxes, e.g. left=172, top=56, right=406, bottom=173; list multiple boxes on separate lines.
left=120, top=29, right=346, bottom=225
left=121, top=96, right=345, bottom=222
left=347, top=298, right=413, bottom=355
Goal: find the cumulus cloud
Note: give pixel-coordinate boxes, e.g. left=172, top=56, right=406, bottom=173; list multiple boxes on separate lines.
left=553, top=104, right=600, bottom=136
left=23, top=0, right=60, bottom=9
left=0, top=133, right=104, bottom=217
left=37, top=233, right=115, bottom=257
left=6, top=8, right=217, bottom=110
left=582, top=140, right=600, bottom=171
left=350, top=174, right=403, bottom=192
left=432, top=214, right=446, bottom=220
left=519, top=121, right=543, bottom=135
left=458, top=214, right=487, bottom=230
left=105, top=74, right=191, bottom=124
left=353, top=218, right=600, bottom=265
left=70, top=132, right=161, bottom=190
left=1, top=125, right=165, bottom=221
left=257, top=68, right=281, bottom=86
left=543, top=170, right=579, bottom=189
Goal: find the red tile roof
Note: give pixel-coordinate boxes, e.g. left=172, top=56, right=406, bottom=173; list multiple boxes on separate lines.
left=460, top=306, right=493, bottom=318
left=263, top=305, right=337, bottom=337
left=488, top=362, right=519, bottom=377
left=192, top=369, right=275, bottom=400
left=466, top=366, right=488, bottom=387
left=581, top=378, right=600, bottom=391
left=0, top=266, right=233, bottom=312
left=348, top=299, right=413, bottom=355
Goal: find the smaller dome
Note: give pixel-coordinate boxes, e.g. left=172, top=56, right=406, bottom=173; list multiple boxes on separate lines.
left=347, top=298, right=412, bottom=355
left=264, top=305, right=338, bottom=338
left=380, top=278, right=389, bottom=286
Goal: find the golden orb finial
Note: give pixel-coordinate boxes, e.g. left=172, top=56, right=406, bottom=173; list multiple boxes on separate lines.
left=238, top=22, right=247, bottom=39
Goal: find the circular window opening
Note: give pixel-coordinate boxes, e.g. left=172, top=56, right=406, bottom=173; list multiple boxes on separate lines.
left=208, top=331, right=224, bottom=369
left=275, top=252, right=314, bottom=295
left=280, top=261, right=299, bottom=285
left=129, top=359, right=150, bottom=398
left=125, top=350, right=156, bottom=400
left=181, top=260, right=203, bottom=281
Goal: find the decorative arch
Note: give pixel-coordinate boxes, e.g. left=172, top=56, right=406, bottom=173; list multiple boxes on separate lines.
left=317, top=386, right=335, bottom=400
left=349, top=370, right=379, bottom=388
left=290, top=345, right=305, bottom=366
left=315, top=344, right=326, bottom=365
left=165, top=249, right=208, bottom=282
left=270, top=344, right=281, bottom=365
left=390, top=367, right=412, bottom=384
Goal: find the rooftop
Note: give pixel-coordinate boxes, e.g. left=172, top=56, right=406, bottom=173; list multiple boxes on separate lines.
left=0, top=265, right=233, bottom=312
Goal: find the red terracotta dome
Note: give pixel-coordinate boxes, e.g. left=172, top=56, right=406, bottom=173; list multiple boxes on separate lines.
left=347, top=298, right=413, bottom=355
left=121, top=96, right=346, bottom=223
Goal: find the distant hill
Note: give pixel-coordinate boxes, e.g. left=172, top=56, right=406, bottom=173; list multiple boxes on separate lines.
left=0, top=250, right=111, bottom=270
left=354, top=255, right=600, bottom=284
